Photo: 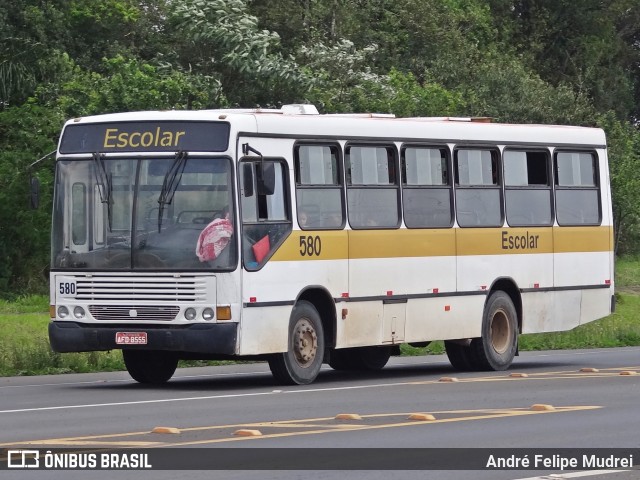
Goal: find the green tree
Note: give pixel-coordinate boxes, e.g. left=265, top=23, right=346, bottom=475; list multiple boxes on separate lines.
left=487, top=0, right=640, bottom=119
left=0, top=104, right=61, bottom=294
left=451, top=51, right=595, bottom=124
left=0, top=0, right=176, bottom=108
left=598, top=113, right=640, bottom=255
left=43, top=55, right=225, bottom=117
left=170, top=0, right=312, bottom=106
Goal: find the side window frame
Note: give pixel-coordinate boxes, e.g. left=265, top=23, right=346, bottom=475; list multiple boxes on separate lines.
left=345, top=142, right=401, bottom=230
left=553, top=149, right=602, bottom=226
left=293, top=142, right=346, bottom=230
left=400, top=143, right=453, bottom=229
left=453, top=146, right=503, bottom=228
left=503, top=147, right=554, bottom=227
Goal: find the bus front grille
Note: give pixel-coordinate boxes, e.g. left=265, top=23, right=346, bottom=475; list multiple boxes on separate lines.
left=73, top=275, right=208, bottom=302
left=89, top=305, right=180, bottom=321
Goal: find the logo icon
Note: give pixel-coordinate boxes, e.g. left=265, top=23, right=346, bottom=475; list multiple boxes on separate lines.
left=7, top=450, right=40, bottom=469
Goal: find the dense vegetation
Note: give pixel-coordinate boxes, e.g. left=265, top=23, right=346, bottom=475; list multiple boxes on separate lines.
left=1, top=0, right=639, bottom=296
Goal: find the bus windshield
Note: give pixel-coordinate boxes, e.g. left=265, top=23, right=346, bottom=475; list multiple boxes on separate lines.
left=51, top=156, right=236, bottom=271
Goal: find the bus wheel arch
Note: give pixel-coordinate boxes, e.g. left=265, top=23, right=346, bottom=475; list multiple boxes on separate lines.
left=487, top=278, right=522, bottom=334
left=295, top=286, right=337, bottom=350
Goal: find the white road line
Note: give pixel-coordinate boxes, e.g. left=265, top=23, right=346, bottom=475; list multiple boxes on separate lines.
left=0, top=362, right=426, bottom=390
left=0, top=379, right=431, bottom=414
left=0, top=379, right=115, bottom=389
left=530, top=352, right=612, bottom=358
left=0, top=391, right=276, bottom=414
left=0, top=370, right=269, bottom=389
left=515, top=469, right=630, bottom=479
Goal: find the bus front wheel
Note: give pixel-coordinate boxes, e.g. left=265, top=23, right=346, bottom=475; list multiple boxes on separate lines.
left=122, top=349, right=178, bottom=384
left=268, top=301, right=325, bottom=385
left=471, top=291, right=518, bottom=371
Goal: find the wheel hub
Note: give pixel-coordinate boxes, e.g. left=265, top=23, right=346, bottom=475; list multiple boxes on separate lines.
left=490, top=309, right=511, bottom=354
left=293, top=318, right=318, bottom=367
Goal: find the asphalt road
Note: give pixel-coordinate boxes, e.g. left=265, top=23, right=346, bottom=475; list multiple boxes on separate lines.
left=1, top=347, right=639, bottom=480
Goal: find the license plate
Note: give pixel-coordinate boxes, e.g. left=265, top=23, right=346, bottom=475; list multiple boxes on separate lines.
left=115, top=332, right=148, bottom=345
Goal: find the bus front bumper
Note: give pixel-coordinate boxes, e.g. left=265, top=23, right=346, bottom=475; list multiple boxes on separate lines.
left=49, top=321, right=238, bottom=355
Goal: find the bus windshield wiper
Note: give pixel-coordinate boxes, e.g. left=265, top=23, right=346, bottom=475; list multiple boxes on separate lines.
left=157, top=150, right=188, bottom=232
left=92, top=152, right=113, bottom=231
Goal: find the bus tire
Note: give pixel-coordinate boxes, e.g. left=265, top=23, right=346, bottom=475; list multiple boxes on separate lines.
left=328, top=346, right=391, bottom=371
left=268, top=301, right=325, bottom=385
left=122, top=349, right=178, bottom=384
left=444, top=341, right=477, bottom=371
left=328, top=348, right=352, bottom=371
left=355, top=346, right=391, bottom=370
left=471, top=291, right=518, bottom=371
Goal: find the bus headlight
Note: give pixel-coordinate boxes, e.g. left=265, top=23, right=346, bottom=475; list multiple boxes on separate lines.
left=185, top=308, right=197, bottom=321
left=202, top=308, right=215, bottom=321
left=73, top=306, right=86, bottom=319
left=58, top=306, right=70, bottom=319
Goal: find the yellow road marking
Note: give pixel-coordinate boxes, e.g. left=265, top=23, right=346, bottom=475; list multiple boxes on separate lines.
left=1, top=405, right=601, bottom=448
left=24, top=440, right=163, bottom=447
left=408, top=366, right=640, bottom=385
left=250, top=422, right=366, bottom=429
left=156, top=406, right=601, bottom=447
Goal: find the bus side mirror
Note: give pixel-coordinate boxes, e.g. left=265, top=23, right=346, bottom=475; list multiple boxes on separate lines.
left=257, top=162, right=275, bottom=196
left=242, top=163, right=254, bottom=197
left=29, top=176, right=40, bottom=209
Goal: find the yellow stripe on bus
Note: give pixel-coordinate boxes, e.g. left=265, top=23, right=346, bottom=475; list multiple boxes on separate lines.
left=554, top=226, right=613, bottom=253
left=270, top=226, right=612, bottom=261
left=349, top=229, right=456, bottom=258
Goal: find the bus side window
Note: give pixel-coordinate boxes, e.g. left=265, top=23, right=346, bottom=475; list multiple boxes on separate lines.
left=504, top=149, right=553, bottom=227
left=346, top=144, right=400, bottom=229
left=295, top=144, right=344, bottom=230
left=401, top=146, right=452, bottom=228
left=454, top=148, right=503, bottom=227
left=554, top=151, right=600, bottom=225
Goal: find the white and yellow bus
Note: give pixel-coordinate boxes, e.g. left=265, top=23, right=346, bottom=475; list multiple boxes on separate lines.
left=47, top=104, right=614, bottom=385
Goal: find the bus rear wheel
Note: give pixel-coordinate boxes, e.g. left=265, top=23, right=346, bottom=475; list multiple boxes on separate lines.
left=328, top=348, right=352, bottom=371
left=357, top=346, right=392, bottom=370
left=329, top=346, right=392, bottom=371
left=122, top=349, right=178, bottom=384
left=471, top=291, right=518, bottom=371
left=444, top=341, right=477, bottom=371
left=268, top=301, right=325, bottom=385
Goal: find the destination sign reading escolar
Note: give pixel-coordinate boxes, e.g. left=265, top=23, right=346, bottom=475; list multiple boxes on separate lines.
left=59, top=121, right=230, bottom=154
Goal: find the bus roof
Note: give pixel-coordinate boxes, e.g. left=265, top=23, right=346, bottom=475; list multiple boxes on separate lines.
left=64, top=104, right=607, bottom=148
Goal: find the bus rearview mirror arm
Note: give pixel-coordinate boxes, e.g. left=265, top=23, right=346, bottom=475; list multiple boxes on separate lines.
left=242, top=143, right=275, bottom=195
left=27, top=150, right=56, bottom=209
